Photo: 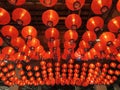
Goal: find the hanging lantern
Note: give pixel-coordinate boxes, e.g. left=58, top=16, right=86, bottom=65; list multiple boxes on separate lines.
left=42, top=10, right=59, bottom=27
left=113, top=39, right=120, bottom=51
left=94, top=42, right=106, bottom=52
left=39, top=0, right=57, bottom=7
left=7, top=0, right=26, bottom=6
left=64, top=30, right=78, bottom=43
left=45, top=28, right=59, bottom=42
left=117, top=0, right=120, bottom=12
left=11, top=37, right=25, bottom=49
left=65, top=0, right=85, bottom=11
left=64, top=41, right=76, bottom=49
left=35, top=45, right=44, bottom=54
left=89, top=48, right=100, bottom=59
left=116, top=53, right=120, bottom=62
left=0, top=8, right=10, bottom=25
left=1, top=25, right=19, bottom=39
left=79, top=40, right=90, bottom=51
left=82, top=31, right=97, bottom=44
left=18, top=45, right=30, bottom=55
left=99, top=32, right=115, bottom=46
left=21, top=26, right=37, bottom=40
left=86, top=16, right=104, bottom=32
left=65, top=14, right=82, bottom=30
left=108, top=16, right=120, bottom=33
left=48, top=39, right=60, bottom=48
left=91, top=0, right=112, bottom=14
left=27, top=38, right=40, bottom=50
left=2, top=47, right=15, bottom=56
left=12, top=8, right=31, bottom=26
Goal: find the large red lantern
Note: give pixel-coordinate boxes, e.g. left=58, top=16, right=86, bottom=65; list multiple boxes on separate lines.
left=21, top=26, right=37, bottom=40
left=82, top=31, right=97, bottom=44
left=39, top=0, right=57, bottom=7
left=12, top=8, right=31, bottom=26
left=91, top=0, right=112, bottom=14
left=108, top=16, right=120, bottom=33
left=86, top=16, right=104, bottom=32
left=89, top=48, right=100, bottom=59
left=99, top=32, right=115, bottom=46
left=45, top=28, right=59, bottom=41
left=42, top=10, right=59, bottom=27
left=2, top=47, right=15, bottom=56
left=18, top=45, right=30, bottom=55
left=65, top=0, right=85, bottom=11
left=64, top=30, right=78, bottom=43
left=7, top=0, right=26, bottom=6
left=11, top=37, right=25, bottom=49
left=0, top=8, right=10, bottom=25
left=65, top=14, right=82, bottom=30
left=117, top=0, right=120, bottom=12
left=94, top=42, right=106, bottom=52
left=1, top=25, right=19, bottom=39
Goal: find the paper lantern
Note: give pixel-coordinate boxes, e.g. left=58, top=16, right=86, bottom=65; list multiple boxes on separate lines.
left=42, top=10, right=59, bottom=27
left=79, top=40, right=90, bottom=51
left=12, top=8, right=31, bottom=26
left=2, top=47, right=15, bottom=56
left=65, top=0, right=85, bottom=11
left=39, top=0, right=57, bottom=7
left=0, top=8, right=10, bottom=25
left=117, top=0, right=120, bottom=12
left=18, top=45, right=30, bottom=55
left=86, top=16, right=104, bottom=32
left=48, top=39, right=60, bottom=48
left=21, top=26, right=37, bottom=40
left=7, top=0, right=26, bottom=6
left=1, top=25, right=19, bottom=39
left=65, top=14, right=82, bottom=30
left=64, top=41, right=76, bottom=49
left=91, top=0, right=112, bottom=14
left=94, top=42, right=106, bottom=52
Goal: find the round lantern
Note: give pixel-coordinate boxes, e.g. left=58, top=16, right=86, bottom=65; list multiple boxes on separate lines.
left=7, top=0, right=26, bottom=6
left=65, top=14, right=82, bottom=30
left=11, top=37, right=25, bottom=49
left=42, top=10, right=59, bottom=27
left=86, top=16, right=104, bottom=32
left=48, top=39, right=60, bottom=48
left=64, top=30, right=78, bottom=43
left=94, top=42, right=106, bottom=52
left=0, top=8, right=10, bottom=25
left=65, top=0, right=85, bottom=11
left=12, top=8, right=31, bottom=26
left=108, top=16, right=120, bottom=33
left=21, top=26, right=37, bottom=40
left=39, top=0, right=57, bottom=7
left=113, top=39, right=120, bottom=51
left=1, top=25, right=19, bottom=39
left=99, top=32, right=115, bottom=46
left=64, top=41, right=76, bottom=49
left=79, top=40, right=90, bottom=51
left=91, top=0, right=112, bottom=14
left=18, top=45, right=30, bottom=55
left=117, top=0, right=120, bottom=12
left=45, top=28, right=59, bottom=42
left=89, top=48, right=100, bottom=59
left=116, top=53, right=120, bottom=62
left=82, top=31, right=97, bottom=44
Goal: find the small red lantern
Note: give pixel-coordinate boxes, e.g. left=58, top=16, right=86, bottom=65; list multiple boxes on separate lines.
left=21, top=26, right=37, bottom=40
left=48, top=39, right=60, bottom=48
left=1, top=25, right=19, bottom=39
left=65, top=14, right=82, bottom=30
left=26, top=65, right=32, bottom=71
left=11, top=37, right=25, bottom=49
left=94, top=42, right=106, bottom=52
left=64, top=41, right=76, bottom=49
left=2, top=46, right=15, bottom=56
left=108, top=16, right=120, bottom=33
left=45, top=28, right=59, bottom=41
left=82, top=31, right=97, bottom=44
left=0, top=8, right=10, bottom=25
left=18, top=45, right=29, bottom=55
left=39, top=0, right=57, bottom=7
left=110, top=62, right=117, bottom=68
left=79, top=40, right=90, bottom=51
left=91, top=0, right=112, bottom=14
left=116, top=53, right=120, bottom=62
left=65, top=0, right=85, bottom=11
left=117, top=0, right=120, bottom=12
left=89, top=48, right=100, bottom=59
left=7, top=0, right=26, bottom=6
left=99, top=32, right=115, bottom=46
left=86, top=16, right=104, bottom=32
left=42, top=10, right=59, bottom=27
left=12, top=8, right=31, bottom=26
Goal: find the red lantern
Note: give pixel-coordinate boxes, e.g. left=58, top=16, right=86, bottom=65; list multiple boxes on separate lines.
left=108, top=16, right=120, bottom=33
left=117, top=0, right=120, bottom=12
left=21, top=26, right=37, bottom=40
left=113, top=39, right=120, bottom=50
left=99, top=32, right=115, bottom=46
left=64, top=41, right=76, bottom=49
left=65, top=14, right=82, bottom=30
left=94, top=42, right=106, bottom=52
left=1, top=25, right=19, bottom=39
left=89, top=48, right=100, bottom=59
left=64, top=30, right=78, bottom=42
left=11, top=37, right=25, bottom=49
left=48, top=39, right=60, bottom=48
left=86, top=16, right=104, bottom=32
left=7, top=0, right=26, bottom=6
left=42, top=10, right=59, bottom=27
left=2, top=47, right=15, bottom=56
left=35, top=45, right=44, bottom=54
left=116, top=53, right=120, bottom=62
left=82, top=31, right=97, bottom=44
left=7, top=64, right=14, bottom=70
left=110, top=62, right=117, bottom=68
left=0, top=8, right=10, bottom=25
left=79, top=40, right=90, bottom=51
left=0, top=37, right=3, bottom=46
left=16, top=63, right=22, bottom=69
left=26, top=65, right=32, bottom=71
left=39, top=0, right=57, bottom=7
left=12, top=8, right=31, bottom=26
left=65, top=0, right=85, bottom=11
left=45, top=28, right=59, bottom=41
left=91, top=0, right=112, bottom=14
left=18, top=45, right=29, bottom=55
left=34, top=66, right=39, bottom=71
left=84, top=52, right=92, bottom=60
